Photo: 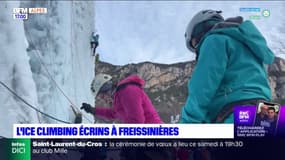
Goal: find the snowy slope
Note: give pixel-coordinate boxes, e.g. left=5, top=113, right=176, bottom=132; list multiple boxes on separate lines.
left=0, top=1, right=95, bottom=137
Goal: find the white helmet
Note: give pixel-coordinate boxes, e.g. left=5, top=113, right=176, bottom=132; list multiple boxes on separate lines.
left=185, top=10, right=224, bottom=52
left=91, top=74, right=112, bottom=97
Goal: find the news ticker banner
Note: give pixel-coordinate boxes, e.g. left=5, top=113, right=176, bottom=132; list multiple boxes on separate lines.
left=234, top=105, right=285, bottom=137
left=13, top=124, right=234, bottom=139
left=1, top=138, right=285, bottom=160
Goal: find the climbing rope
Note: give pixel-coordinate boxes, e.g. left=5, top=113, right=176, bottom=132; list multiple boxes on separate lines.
left=26, top=30, right=79, bottom=114
left=70, top=0, right=94, bottom=123
left=47, top=1, right=62, bottom=122
left=0, top=80, right=71, bottom=124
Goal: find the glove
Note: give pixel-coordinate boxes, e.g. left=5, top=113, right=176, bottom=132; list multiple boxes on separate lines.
left=80, top=103, right=95, bottom=114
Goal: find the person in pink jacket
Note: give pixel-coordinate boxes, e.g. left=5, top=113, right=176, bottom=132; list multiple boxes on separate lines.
left=81, top=73, right=174, bottom=160
left=81, top=73, right=163, bottom=124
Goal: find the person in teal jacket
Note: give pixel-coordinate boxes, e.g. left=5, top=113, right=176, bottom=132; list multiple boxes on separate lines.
left=181, top=10, right=275, bottom=123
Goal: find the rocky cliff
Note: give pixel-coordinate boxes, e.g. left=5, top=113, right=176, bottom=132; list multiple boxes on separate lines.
left=95, top=57, right=285, bottom=123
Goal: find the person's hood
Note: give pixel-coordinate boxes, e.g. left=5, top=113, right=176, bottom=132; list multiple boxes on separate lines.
left=117, top=75, right=145, bottom=88
left=201, top=17, right=275, bottom=64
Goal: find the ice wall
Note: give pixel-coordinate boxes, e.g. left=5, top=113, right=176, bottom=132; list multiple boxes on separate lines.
left=22, top=0, right=95, bottom=124
left=0, top=1, right=40, bottom=137
left=0, top=1, right=96, bottom=137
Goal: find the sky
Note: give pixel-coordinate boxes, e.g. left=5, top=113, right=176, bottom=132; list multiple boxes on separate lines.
left=94, top=1, right=285, bottom=65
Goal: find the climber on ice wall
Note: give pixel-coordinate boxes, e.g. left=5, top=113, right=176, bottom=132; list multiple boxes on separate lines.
left=90, top=32, right=99, bottom=56
left=181, top=10, right=275, bottom=124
